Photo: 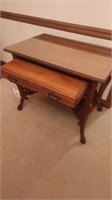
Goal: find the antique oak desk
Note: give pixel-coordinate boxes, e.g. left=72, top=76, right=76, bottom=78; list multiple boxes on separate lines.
left=1, top=34, right=112, bottom=144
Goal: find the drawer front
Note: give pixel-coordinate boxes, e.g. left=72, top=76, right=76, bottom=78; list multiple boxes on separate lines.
left=2, top=70, right=76, bottom=108
left=45, top=90, right=76, bottom=108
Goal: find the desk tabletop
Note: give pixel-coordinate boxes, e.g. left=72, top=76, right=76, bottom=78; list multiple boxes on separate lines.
left=4, top=34, right=112, bottom=82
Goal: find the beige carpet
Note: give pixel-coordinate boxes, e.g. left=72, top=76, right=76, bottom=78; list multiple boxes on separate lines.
left=0, top=79, right=112, bottom=199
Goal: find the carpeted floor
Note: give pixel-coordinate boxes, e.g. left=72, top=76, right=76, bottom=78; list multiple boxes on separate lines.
left=0, top=78, right=112, bottom=199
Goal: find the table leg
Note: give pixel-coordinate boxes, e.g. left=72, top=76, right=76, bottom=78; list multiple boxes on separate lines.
left=16, top=84, right=26, bottom=110
left=97, top=75, right=111, bottom=111
left=16, top=84, right=36, bottom=110
left=101, top=88, right=111, bottom=109
left=79, top=82, right=98, bottom=144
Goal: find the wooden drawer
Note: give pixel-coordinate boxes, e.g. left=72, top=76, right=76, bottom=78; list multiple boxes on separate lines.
left=1, top=58, right=88, bottom=108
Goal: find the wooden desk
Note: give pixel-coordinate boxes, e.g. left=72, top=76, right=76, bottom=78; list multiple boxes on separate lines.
left=1, top=34, right=112, bottom=144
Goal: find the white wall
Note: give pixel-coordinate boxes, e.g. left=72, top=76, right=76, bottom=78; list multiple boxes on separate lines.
left=1, top=0, right=112, bottom=62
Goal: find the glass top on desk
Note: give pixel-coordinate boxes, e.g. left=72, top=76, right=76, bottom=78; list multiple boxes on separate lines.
left=4, top=34, right=112, bottom=83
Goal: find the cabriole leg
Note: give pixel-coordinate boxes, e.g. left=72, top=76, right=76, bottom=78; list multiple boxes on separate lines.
left=79, top=82, right=98, bottom=144
left=16, top=84, right=25, bottom=110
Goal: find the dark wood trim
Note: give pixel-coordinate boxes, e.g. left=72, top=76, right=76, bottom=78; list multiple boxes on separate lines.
left=1, top=11, right=112, bottom=40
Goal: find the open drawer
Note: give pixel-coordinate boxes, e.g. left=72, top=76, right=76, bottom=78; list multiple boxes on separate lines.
left=1, top=58, right=88, bottom=108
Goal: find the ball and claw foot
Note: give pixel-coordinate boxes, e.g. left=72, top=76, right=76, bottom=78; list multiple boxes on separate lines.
left=97, top=106, right=102, bottom=112
left=17, top=104, right=23, bottom=110
left=80, top=137, right=86, bottom=144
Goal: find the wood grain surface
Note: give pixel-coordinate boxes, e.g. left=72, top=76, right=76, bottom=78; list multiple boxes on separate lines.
left=37, top=34, right=111, bottom=57
left=1, top=59, right=88, bottom=108
left=4, top=36, right=112, bottom=82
